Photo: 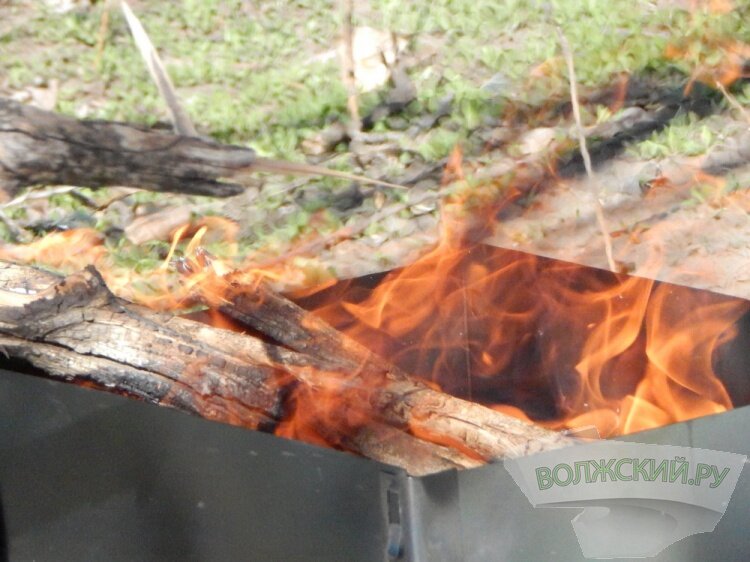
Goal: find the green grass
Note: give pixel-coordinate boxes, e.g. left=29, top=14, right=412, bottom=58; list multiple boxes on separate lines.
left=2, top=0, right=750, bottom=262
left=736, top=82, right=750, bottom=106
left=629, top=112, right=718, bottom=159
left=4, top=0, right=748, bottom=151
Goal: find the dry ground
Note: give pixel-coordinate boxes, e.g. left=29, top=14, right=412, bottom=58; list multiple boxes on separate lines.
left=0, top=0, right=749, bottom=302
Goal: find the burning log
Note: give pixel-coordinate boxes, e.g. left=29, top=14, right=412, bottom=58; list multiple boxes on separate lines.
left=0, top=260, right=570, bottom=475
left=0, top=262, right=280, bottom=427
left=215, top=276, right=571, bottom=459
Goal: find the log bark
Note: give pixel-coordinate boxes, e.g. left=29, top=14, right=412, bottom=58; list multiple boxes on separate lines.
left=0, top=98, right=256, bottom=200
left=0, top=261, right=484, bottom=474
left=0, top=262, right=280, bottom=427
left=212, top=273, right=573, bottom=459
left=0, top=260, right=572, bottom=474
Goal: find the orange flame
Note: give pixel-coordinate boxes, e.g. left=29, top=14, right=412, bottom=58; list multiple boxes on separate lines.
left=300, top=243, right=749, bottom=438
left=0, top=228, right=105, bottom=271
left=3, top=206, right=746, bottom=445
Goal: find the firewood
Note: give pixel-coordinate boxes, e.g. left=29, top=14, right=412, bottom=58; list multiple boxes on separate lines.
left=0, top=262, right=280, bottom=427
left=0, top=261, right=486, bottom=474
left=212, top=274, right=574, bottom=459
left=342, top=424, right=484, bottom=475
left=0, top=98, right=402, bottom=203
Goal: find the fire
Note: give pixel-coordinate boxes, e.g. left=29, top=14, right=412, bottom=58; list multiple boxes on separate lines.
left=1, top=178, right=747, bottom=445
left=0, top=228, right=105, bottom=271
left=1, top=1, right=749, bottom=450
left=297, top=242, right=749, bottom=439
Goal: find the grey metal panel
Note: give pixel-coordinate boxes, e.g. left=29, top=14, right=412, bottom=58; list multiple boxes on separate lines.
left=447, top=407, right=750, bottom=562
left=0, top=369, right=399, bottom=562
left=402, top=469, right=464, bottom=561
left=3, top=367, right=750, bottom=562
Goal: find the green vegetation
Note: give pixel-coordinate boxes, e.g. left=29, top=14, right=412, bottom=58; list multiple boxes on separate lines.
left=629, top=113, right=718, bottom=159
left=4, top=0, right=749, bottom=151
left=1, top=0, right=749, bottom=271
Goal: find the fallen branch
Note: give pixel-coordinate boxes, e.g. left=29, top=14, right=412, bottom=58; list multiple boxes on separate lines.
left=0, top=98, right=254, bottom=199
left=0, top=97, right=406, bottom=202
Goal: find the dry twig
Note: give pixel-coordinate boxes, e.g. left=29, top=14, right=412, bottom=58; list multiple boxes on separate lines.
left=340, top=0, right=361, bottom=133
left=95, top=3, right=111, bottom=70
left=715, top=80, right=750, bottom=124
left=120, top=0, right=197, bottom=136
left=0, top=185, right=78, bottom=211
left=557, top=26, right=617, bottom=272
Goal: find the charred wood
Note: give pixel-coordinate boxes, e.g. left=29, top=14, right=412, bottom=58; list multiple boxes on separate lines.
left=215, top=274, right=573, bottom=460
left=0, top=261, right=571, bottom=474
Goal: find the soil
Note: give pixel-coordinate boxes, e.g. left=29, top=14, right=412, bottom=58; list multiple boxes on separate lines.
left=1, top=1, right=748, bottom=304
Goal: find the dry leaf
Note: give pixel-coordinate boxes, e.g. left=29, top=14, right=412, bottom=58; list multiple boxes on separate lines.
left=338, top=27, right=407, bottom=92
left=125, top=206, right=192, bottom=245
left=374, top=190, right=386, bottom=210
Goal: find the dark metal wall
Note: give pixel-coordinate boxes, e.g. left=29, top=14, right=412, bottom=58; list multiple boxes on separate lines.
left=2, top=369, right=749, bottom=561
left=0, top=370, right=397, bottom=562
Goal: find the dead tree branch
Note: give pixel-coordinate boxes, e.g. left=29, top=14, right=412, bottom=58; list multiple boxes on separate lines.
left=0, top=98, right=255, bottom=200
